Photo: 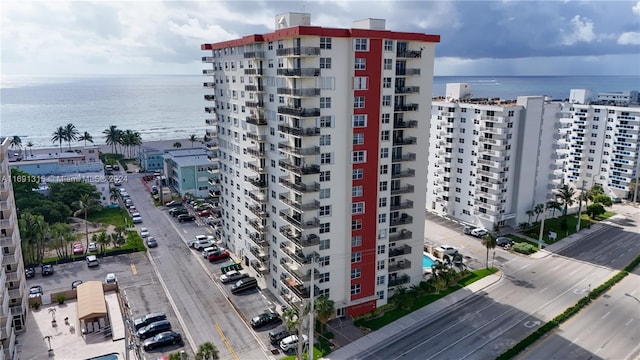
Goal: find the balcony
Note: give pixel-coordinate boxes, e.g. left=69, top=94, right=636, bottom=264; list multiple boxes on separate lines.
left=278, top=142, right=320, bottom=156
left=281, top=277, right=311, bottom=299
left=247, top=133, right=267, bottom=142
left=390, top=200, right=414, bottom=211
left=280, top=226, right=321, bottom=248
left=390, top=214, right=413, bottom=226
left=250, top=259, right=269, bottom=275
left=250, top=246, right=268, bottom=262
left=246, top=115, right=267, bottom=126
left=248, top=219, right=266, bottom=233
left=246, top=147, right=266, bottom=158
left=389, top=245, right=412, bottom=257
left=248, top=191, right=267, bottom=205
left=203, top=82, right=216, bottom=88
left=394, top=120, right=418, bottom=128
left=391, top=169, right=415, bottom=179
left=396, top=49, right=422, bottom=58
left=393, top=136, right=417, bottom=146
left=277, top=87, right=321, bottom=96
left=249, top=232, right=268, bottom=248
left=388, top=274, right=411, bottom=287
left=247, top=177, right=267, bottom=189
left=247, top=162, right=266, bottom=174
left=282, top=260, right=318, bottom=283
left=390, top=185, right=414, bottom=195
left=394, top=86, right=420, bottom=94
left=202, top=69, right=215, bottom=75
left=248, top=205, right=268, bottom=219
left=278, top=106, right=320, bottom=117
left=389, top=229, right=412, bottom=241
left=276, top=47, right=321, bottom=57
left=281, top=246, right=315, bottom=266
left=394, top=103, right=419, bottom=112
left=205, top=107, right=217, bottom=113
left=244, top=51, right=265, bottom=59
left=391, top=153, right=417, bottom=162
left=279, top=159, right=321, bottom=175
left=279, top=193, right=320, bottom=211
left=245, top=100, right=265, bottom=108
left=204, top=94, right=216, bottom=101
left=395, top=68, right=421, bottom=76
left=277, top=68, right=321, bottom=77
left=245, top=84, right=264, bottom=92
left=2, top=252, right=18, bottom=266
left=279, top=211, right=320, bottom=230
left=244, top=68, right=264, bottom=75
left=388, top=259, right=412, bottom=273
left=279, top=177, right=320, bottom=193
left=279, top=124, right=321, bottom=137
left=205, top=118, right=218, bottom=126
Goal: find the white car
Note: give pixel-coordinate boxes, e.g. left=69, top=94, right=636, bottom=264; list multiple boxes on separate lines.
left=190, top=235, right=215, bottom=250
left=435, top=245, right=459, bottom=256
left=104, top=273, right=117, bottom=284
left=88, top=242, right=98, bottom=252
left=471, top=228, right=489, bottom=237
left=139, top=228, right=150, bottom=238
left=280, top=334, right=308, bottom=352
left=220, top=270, right=248, bottom=284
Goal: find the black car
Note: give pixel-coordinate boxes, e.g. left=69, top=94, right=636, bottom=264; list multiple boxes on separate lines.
left=166, top=200, right=183, bottom=207
left=133, top=312, right=167, bottom=331
left=177, top=214, right=195, bottom=222
left=136, top=320, right=172, bottom=340
left=496, top=237, right=514, bottom=246
left=71, top=280, right=83, bottom=289
left=25, top=267, right=36, bottom=278
left=269, top=327, right=294, bottom=344
left=170, top=208, right=188, bottom=217
left=250, top=312, right=281, bottom=329
left=142, top=331, right=183, bottom=351
left=41, top=264, right=54, bottom=276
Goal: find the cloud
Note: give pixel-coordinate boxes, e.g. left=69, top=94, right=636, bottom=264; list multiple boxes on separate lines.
left=633, top=1, right=640, bottom=15
left=617, top=32, right=640, bottom=45
left=562, top=15, right=596, bottom=45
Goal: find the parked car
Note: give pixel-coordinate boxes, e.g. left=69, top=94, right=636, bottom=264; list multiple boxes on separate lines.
left=166, top=200, right=183, bottom=207
left=269, top=327, right=294, bottom=344
left=140, top=228, right=150, bottom=238
left=250, top=312, right=281, bottom=329
left=171, top=209, right=189, bottom=217
left=177, top=214, right=195, bottom=223
left=280, top=334, right=308, bottom=352
left=72, top=242, right=84, bottom=255
left=133, top=312, right=167, bottom=331
left=41, top=264, right=54, bottom=276
left=132, top=214, right=143, bottom=224
left=198, top=210, right=212, bottom=217
left=195, top=204, right=213, bottom=211
left=230, top=277, right=258, bottom=294
left=496, top=236, right=514, bottom=246
left=25, top=267, right=36, bottom=278
left=435, top=245, right=459, bottom=256
left=88, top=242, right=98, bottom=252
left=86, top=255, right=99, bottom=267
left=146, top=237, right=158, bottom=248
left=220, top=270, right=249, bottom=284
left=471, top=228, right=489, bottom=237
left=202, top=246, right=222, bottom=258
left=29, top=285, right=43, bottom=298
left=71, top=280, right=83, bottom=289
left=136, top=320, right=172, bottom=340
left=143, top=331, right=183, bottom=351
left=463, top=225, right=476, bottom=235
left=207, top=250, right=230, bottom=262
left=191, top=237, right=215, bottom=250
left=104, top=273, right=117, bottom=284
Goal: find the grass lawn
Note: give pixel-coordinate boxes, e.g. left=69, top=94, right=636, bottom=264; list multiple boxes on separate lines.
left=523, top=210, right=616, bottom=245
left=87, top=207, right=129, bottom=227
left=354, top=268, right=499, bottom=331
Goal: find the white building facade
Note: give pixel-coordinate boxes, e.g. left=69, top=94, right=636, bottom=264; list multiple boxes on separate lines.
left=201, top=13, right=439, bottom=317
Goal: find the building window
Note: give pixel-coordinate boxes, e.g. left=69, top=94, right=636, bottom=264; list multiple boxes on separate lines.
left=352, top=151, right=366, bottom=163
left=319, top=239, right=330, bottom=250
left=383, top=59, right=392, bottom=70
left=351, top=268, right=361, bottom=279
left=351, top=235, right=362, bottom=247
left=320, top=57, right=332, bottom=69
left=319, top=256, right=330, bottom=266
left=320, top=223, right=331, bottom=233
left=321, top=153, right=333, bottom=164
left=320, top=171, right=331, bottom=182
left=351, top=284, right=361, bottom=295
left=320, top=134, right=331, bottom=146
left=382, top=95, right=392, bottom=107
left=318, top=272, right=330, bottom=283
left=352, top=185, right=363, bottom=197
left=354, top=38, right=369, bottom=51
left=381, top=113, right=390, bottom=124
left=384, top=39, right=393, bottom=51
left=319, top=205, right=332, bottom=216
left=381, top=130, right=390, bottom=141
left=320, top=37, right=332, bottom=49
left=379, top=181, right=388, bottom=191
left=354, top=77, right=368, bottom=90
left=352, top=202, right=364, bottom=214
left=377, top=244, right=386, bottom=254
left=320, top=116, right=333, bottom=128
left=320, top=188, right=331, bottom=199
left=355, top=58, right=366, bottom=70
left=378, top=213, right=386, bottom=223
left=353, top=133, right=364, bottom=145
left=354, top=96, right=365, bottom=108
left=352, top=114, right=367, bottom=127
left=380, top=164, right=388, bottom=174
left=383, top=77, right=392, bottom=88
left=378, top=197, right=387, bottom=207
left=380, top=148, right=389, bottom=158
left=351, top=252, right=362, bottom=263
left=320, top=97, right=332, bottom=109
left=377, top=276, right=386, bottom=286
left=352, top=168, right=363, bottom=180
left=352, top=219, right=362, bottom=230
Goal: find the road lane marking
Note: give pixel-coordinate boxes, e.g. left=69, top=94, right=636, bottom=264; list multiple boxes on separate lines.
left=539, top=287, right=548, bottom=293
left=601, top=311, right=610, bottom=319
left=215, top=322, right=240, bottom=360
left=568, top=269, right=578, bottom=276
left=625, top=318, right=634, bottom=326
left=130, top=264, right=137, bottom=275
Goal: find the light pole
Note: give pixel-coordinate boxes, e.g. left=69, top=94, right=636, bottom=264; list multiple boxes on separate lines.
left=307, top=258, right=316, bottom=360
left=576, top=180, right=586, bottom=232
left=538, top=202, right=547, bottom=251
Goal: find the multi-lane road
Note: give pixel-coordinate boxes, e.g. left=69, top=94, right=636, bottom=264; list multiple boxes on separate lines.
left=345, top=207, right=640, bottom=360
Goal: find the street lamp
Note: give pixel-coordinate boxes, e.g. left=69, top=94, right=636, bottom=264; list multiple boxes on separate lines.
left=576, top=180, right=587, bottom=232
left=538, top=202, right=548, bottom=251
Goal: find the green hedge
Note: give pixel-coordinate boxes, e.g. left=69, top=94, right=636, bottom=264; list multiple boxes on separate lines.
left=496, top=254, right=640, bottom=360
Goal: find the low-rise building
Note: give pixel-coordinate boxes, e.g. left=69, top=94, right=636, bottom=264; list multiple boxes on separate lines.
left=163, top=148, right=213, bottom=198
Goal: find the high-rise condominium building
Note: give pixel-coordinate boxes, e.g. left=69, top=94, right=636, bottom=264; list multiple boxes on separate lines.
left=556, top=90, right=640, bottom=199
left=0, top=137, right=27, bottom=360
left=201, top=13, right=439, bottom=316
left=427, top=84, right=561, bottom=229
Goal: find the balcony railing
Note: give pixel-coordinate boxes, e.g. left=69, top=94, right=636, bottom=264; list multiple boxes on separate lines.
left=247, top=147, right=266, bottom=158
left=248, top=205, right=268, bottom=219
left=278, top=142, right=320, bottom=156
left=391, top=169, right=415, bottom=178
left=244, top=51, right=265, bottom=59
left=203, top=82, right=216, bottom=88
left=394, top=120, right=418, bottom=128
left=390, top=200, right=414, bottom=211
left=394, top=103, right=419, bottom=112
left=248, top=219, right=266, bottom=233
left=277, top=88, right=321, bottom=97
left=250, top=246, right=268, bottom=262
left=247, top=177, right=267, bottom=189
left=391, top=153, right=417, bottom=162
left=281, top=261, right=318, bottom=283
left=244, top=84, right=264, bottom=92
left=395, top=68, right=421, bottom=76
left=244, top=68, right=264, bottom=75
left=282, top=277, right=311, bottom=299
left=396, top=49, right=422, bottom=58
left=245, top=100, right=265, bottom=108
left=278, top=106, right=320, bottom=117
left=276, top=68, right=321, bottom=77
left=390, top=214, right=413, bottom=226
left=205, top=107, right=217, bottom=113
left=389, top=230, right=412, bottom=241
left=279, top=177, right=320, bottom=193
left=389, top=260, right=412, bottom=273
left=246, top=115, right=267, bottom=126
left=247, top=133, right=267, bottom=142
left=205, top=118, right=218, bottom=126
left=279, top=211, right=320, bottom=229
left=278, top=159, right=321, bottom=175
left=202, top=69, right=215, bottom=75
left=390, top=185, right=414, bottom=195
left=249, top=232, right=268, bottom=247
left=250, top=259, right=269, bottom=275
left=248, top=190, right=267, bottom=204
left=388, top=274, right=411, bottom=287
left=204, top=94, right=216, bottom=101
left=281, top=246, right=314, bottom=265
left=276, top=47, right=321, bottom=56
left=389, top=245, right=412, bottom=257
left=247, top=162, right=266, bottom=174
left=394, top=86, right=420, bottom=94
left=393, top=136, right=417, bottom=146
left=280, top=226, right=321, bottom=248
left=278, top=124, right=321, bottom=137
left=279, top=194, right=320, bottom=211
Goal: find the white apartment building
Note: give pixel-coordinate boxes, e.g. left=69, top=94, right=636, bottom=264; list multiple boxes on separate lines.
left=1, top=137, right=27, bottom=360
left=201, top=13, right=439, bottom=317
left=427, top=84, right=560, bottom=229
left=556, top=89, right=640, bottom=199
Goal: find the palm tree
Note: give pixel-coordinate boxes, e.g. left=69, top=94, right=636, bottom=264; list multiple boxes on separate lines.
left=10, top=136, right=22, bottom=155
left=63, top=123, right=79, bottom=149
left=481, top=233, right=497, bottom=269
left=78, top=131, right=94, bottom=147
left=525, top=209, right=535, bottom=225
left=533, top=203, right=545, bottom=223
left=546, top=200, right=562, bottom=218
left=72, top=194, right=102, bottom=252
left=314, top=295, right=335, bottom=334
left=195, top=341, right=219, bottom=360
left=109, top=187, right=120, bottom=204
left=189, top=134, right=198, bottom=147
left=173, top=141, right=182, bottom=149
left=555, top=184, right=576, bottom=217
left=52, top=126, right=66, bottom=152
left=18, top=212, right=48, bottom=265
left=103, top=125, right=120, bottom=154
left=26, top=140, right=34, bottom=157
left=96, top=230, right=110, bottom=254
left=282, top=306, right=301, bottom=334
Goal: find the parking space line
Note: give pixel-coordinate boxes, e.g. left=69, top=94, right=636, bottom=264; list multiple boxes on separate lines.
left=130, top=264, right=138, bottom=275
left=215, top=322, right=240, bottom=360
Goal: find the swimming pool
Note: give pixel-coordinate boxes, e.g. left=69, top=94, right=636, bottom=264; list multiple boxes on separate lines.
left=423, top=252, right=435, bottom=268
left=87, top=353, right=120, bottom=360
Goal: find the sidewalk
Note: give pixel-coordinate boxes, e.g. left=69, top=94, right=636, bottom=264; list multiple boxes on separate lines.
left=322, top=272, right=502, bottom=360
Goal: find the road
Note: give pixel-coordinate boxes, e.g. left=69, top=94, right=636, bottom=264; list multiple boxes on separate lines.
left=125, top=173, right=271, bottom=359
left=347, top=215, right=640, bottom=360
left=518, top=268, right=640, bottom=360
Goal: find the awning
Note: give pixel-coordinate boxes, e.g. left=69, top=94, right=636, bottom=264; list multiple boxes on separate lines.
left=77, top=281, right=107, bottom=320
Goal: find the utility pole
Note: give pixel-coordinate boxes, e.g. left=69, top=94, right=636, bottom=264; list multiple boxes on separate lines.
left=576, top=180, right=586, bottom=232
left=538, top=202, right=547, bottom=251
left=307, top=258, right=315, bottom=360
left=633, top=161, right=639, bottom=206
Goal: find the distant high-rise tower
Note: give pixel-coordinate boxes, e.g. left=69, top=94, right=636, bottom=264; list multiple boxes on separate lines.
left=201, top=13, right=439, bottom=317
left=0, top=136, right=28, bottom=360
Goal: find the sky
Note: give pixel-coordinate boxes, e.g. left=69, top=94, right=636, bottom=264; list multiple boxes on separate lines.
left=1, top=0, right=639, bottom=76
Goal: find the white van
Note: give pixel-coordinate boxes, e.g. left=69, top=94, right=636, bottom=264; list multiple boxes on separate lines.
left=280, top=334, right=308, bottom=352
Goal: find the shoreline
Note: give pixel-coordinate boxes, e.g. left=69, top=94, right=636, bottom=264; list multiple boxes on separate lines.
left=23, top=138, right=205, bottom=156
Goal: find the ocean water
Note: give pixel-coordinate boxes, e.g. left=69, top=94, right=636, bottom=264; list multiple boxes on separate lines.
left=1, top=75, right=638, bottom=148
